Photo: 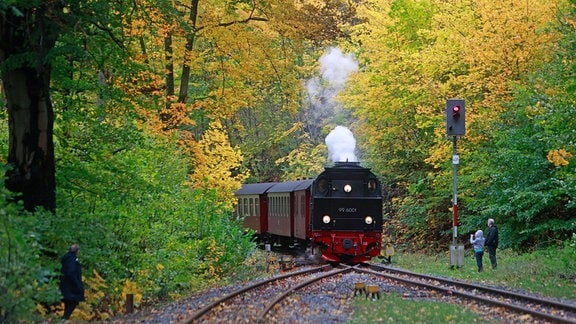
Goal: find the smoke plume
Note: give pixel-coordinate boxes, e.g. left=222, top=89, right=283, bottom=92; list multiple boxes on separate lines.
left=319, top=47, right=359, bottom=90
left=325, top=126, right=358, bottom=163
left=305, top=48, right=359, bottom=133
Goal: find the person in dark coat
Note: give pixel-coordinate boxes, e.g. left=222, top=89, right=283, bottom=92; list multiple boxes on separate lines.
left=485, top=219, right=499, bottom=269
left=60, top=244, right=85, bottom=319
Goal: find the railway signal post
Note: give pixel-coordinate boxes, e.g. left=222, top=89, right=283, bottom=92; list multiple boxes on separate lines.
left=446, top=99, right=465, bottom=267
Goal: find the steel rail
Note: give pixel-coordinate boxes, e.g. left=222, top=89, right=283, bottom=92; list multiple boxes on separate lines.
left=371, top=264, right=576, bottom=313
left=183, top=265, right=330, bottom=323
left=256, top=265, right=353, bottom=322
left=361, top=266, right=576, bottom=323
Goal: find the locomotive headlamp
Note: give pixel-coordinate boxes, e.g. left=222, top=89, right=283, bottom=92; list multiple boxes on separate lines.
left=322, top=215, right=331, bottom=224
left=365, top=216, right=373, bottom=225
left=344, top=184, right=352, bottom=193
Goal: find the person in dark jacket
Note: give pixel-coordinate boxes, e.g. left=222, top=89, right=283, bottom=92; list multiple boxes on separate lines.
left=60, top=244, right=85, bottom=319
left=485, top=219, right=499, bottom=269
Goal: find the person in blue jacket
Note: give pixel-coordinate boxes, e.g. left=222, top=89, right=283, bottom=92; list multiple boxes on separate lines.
left=470, top=230, right=485, bottom=272
left=59, top=244, right=85, bottom=319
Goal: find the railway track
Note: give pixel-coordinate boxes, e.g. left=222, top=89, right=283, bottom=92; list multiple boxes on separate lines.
left=184, top=264, right=353, bottom=323
left=183, top=261, right=576, bottom=323
left=110, top=260, right=575, bottom=323
left=365, top=264, right=576, bottom=323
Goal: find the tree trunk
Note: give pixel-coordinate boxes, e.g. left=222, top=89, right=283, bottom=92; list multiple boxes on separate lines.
left=164, top=32, right=174, bottom=109
left=0, top=5, right=59, bottom=212
left=178, top=0, right=200, bottom=104
left=2, top=69, right=57, bottom=212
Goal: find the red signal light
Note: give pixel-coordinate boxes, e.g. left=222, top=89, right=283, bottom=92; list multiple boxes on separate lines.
left=452, top=105, right=461, bottom=118
left=446, top=99, right=465, bottom=136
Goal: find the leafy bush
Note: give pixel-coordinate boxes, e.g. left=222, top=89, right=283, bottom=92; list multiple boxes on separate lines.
left=1, top=127, right=256, bottom=321
left=0, top=191, right=61, bottom=323
left=47, top=133, right=256, bottom=320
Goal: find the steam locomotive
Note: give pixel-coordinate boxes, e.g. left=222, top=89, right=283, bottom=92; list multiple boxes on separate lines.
left=235, top=161, right=383, bottom=263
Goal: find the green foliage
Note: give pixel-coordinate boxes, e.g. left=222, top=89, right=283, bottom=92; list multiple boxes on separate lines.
left=462, top=1, right=576, bottom=249
left=275, top=135, right=327, bottom=181
left=343, top=0, right=573, bottom=252
left=3, top=0, right=576, bottom=320
left=2, top=62, right=256, bottom=319
left=54, top=129, right=256, bottom=317
left=1, top=118, right=256, bottom=320
left=387, top=0, right=435, bottom=49
left=231, top=108, right=306, bottom=182
left=0, top=190, right=61, bottom=323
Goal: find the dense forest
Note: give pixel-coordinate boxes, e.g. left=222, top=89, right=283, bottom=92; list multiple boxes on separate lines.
left=1, top=0, right=575, bottom=321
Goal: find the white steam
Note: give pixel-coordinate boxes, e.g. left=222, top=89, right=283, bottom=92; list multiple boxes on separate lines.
left=306, top=48, right=359, bottom=125
left=302, top=47, right=361, bottom=163
left=325, top=126, right=358, bottom=163
left=319, top=47, right=359, bottom=90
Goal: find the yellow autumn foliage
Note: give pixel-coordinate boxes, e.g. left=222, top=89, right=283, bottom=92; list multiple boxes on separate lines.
left=547, top=149, right=573, bottom=167
left=344, top=0, right=560, bottom=173
left=190, top=119, right=249, bottom=210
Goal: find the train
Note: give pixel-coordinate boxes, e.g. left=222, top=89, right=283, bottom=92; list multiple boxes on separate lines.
left=234, top=161, right=383, bottom=264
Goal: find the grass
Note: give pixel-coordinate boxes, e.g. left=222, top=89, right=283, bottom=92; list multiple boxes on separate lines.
left=350, top=292, right=489, bottom=323
left=390, top=247, right=575, bottom=299
left=350, top=242, right=576, bottom=323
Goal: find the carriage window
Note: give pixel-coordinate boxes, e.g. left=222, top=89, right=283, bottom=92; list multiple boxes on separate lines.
left=277, top=196, right=281, bottom=217
left=296, top=195, right=301, bottom=215
left=276, top=196, right=280, bottom=217
left=243, top=198, right=248, bottom=216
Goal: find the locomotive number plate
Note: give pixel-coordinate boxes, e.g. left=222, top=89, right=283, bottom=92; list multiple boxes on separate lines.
left=338, top=207, right=357, bottom=213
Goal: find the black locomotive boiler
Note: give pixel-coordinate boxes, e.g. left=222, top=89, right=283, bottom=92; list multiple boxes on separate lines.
left=235, top=161, right=383, bottom=263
